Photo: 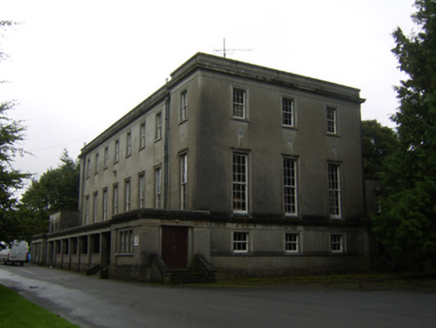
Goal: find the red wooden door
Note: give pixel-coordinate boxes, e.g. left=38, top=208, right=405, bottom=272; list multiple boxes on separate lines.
left=161, top=226, right=188, bottom=269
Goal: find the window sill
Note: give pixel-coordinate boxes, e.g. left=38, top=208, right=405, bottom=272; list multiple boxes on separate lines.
left=326, top=133, right=341, bottom=138
left=284, top=214, right=301, bottom=220
left=178, top=119, right=188, bottom=125
left=233, top=211, right=250, bottom=218
left=282, top=125, right=297, bottom=130
left=115, top=253, right=133, bottom=257
left=231, top=117, right=250, bottom=123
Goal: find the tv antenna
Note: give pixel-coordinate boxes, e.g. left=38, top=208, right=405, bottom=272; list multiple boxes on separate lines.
left=213, top=38, right=252, bottom=58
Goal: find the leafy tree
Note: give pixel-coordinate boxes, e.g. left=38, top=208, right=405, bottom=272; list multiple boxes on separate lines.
left=0, top=21, right=29, bottom=242
left=17, top=150, right=80, bottom=240
left=361, top=120, right=399, bottom=180
left=371, top=0, right=436, bottom=267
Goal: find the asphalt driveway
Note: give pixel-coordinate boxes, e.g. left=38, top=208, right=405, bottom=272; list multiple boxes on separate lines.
left=0, top=264, right=435, bottom=328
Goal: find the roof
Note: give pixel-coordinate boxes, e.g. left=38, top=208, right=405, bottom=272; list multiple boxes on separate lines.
left=80, top=52, right=365, bottom=157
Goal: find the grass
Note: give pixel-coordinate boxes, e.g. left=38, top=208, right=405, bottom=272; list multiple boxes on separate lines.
left=0, top=284, right=78, bottom=328
left=200, top=272, right=436, bottom=291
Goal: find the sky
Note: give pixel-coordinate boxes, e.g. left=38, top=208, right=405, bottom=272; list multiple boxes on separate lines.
left=1, top=0, right=417, bottom=194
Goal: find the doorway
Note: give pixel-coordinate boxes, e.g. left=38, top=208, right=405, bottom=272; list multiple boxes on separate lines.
left=161, top=226, right=189, bottom=269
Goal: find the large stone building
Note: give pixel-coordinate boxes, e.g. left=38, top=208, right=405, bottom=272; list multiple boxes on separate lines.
left=32, top=53, right=368, bottom=282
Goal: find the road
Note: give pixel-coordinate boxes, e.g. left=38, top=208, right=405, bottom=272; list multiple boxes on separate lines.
left=0, top=264, right=435, bottom=328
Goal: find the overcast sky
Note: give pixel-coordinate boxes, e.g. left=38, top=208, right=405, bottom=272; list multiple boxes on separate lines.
left=1, top=0, right=416, bottom=194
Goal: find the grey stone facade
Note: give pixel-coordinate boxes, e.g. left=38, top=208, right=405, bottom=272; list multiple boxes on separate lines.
left=32, top=53, right=368, bottom=281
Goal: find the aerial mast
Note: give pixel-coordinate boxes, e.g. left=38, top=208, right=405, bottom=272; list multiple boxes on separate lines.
left=214, top=38, right=252, bottom=58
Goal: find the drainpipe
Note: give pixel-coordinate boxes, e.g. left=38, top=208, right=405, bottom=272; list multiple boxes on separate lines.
left=163, top=95, right=171, bottom=209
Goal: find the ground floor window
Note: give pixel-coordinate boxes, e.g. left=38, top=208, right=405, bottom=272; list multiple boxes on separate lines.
left=118, top=229, right=133, bottom=254
left=331, top=234, right=344, bottom=253
left=285, top=233, right=299, bottom=252
left=233, top=231, right=248, bottom=253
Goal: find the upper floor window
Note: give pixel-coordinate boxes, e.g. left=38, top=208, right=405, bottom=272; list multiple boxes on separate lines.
left=233, top=88, right=246, bottom=119
left=180, top=90, right=188, bottom=121
left=155, top=167, right=162, bottom=209
left=84, top=195, right=90, bottom=224
left=140, top=123, right=146, bottom=149
left=126, top=132, right=132, bottom=157
left=282, top=98, right=295, bottom=127
left=283, top=158, right=297, bottom=215
left=125, top=179, right=131, bottom=212
left=326, top=106, right=337, bottom=134
left=102, top=188, right=108, bottom=221
left=114, top=139, right=120, bottom=163
left=113, top=184, right=119, bottom=215
left=233, top=152, right=248, bottom=213
left=104, top=146, right=109, bottom=169
left=138, top=172, right=145, bottom=208
left=95, top=153, right=99, bottom=174
left=86, top=158, right=91, bottom=179
left=180, top=153, right=188, bottom=210
left=93, top=192, right=98, bottom=223
left=155, top=112, right=162, bottom=140
left=328, top=163, right=341, bottom=218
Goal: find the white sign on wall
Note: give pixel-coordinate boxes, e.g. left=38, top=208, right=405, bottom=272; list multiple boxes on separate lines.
left=134, top=235, right=139, bottom=246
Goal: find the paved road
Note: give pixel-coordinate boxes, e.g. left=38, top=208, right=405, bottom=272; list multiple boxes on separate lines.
left=0, top=264, right=435, bottom=328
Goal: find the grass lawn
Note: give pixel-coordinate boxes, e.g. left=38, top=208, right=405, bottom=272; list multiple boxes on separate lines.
left=207, top=272, right=436, bottom=290
left=0, top=284, right=78, bottom=327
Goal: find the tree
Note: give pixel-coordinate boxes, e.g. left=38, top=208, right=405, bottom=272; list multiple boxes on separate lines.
left=0, top=21, right=29, bottom=242
left=371, top=0, right=436, bottom=267
left=17, top=150, right=80, bottom=240
left=361, top=120, right=399, bottom=180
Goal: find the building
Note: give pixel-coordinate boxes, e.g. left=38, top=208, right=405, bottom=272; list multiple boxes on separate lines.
left=32, top=53, right=368, bottom=282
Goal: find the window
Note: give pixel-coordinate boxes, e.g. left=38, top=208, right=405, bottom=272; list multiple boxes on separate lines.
left=233, top=232, right=248, bottom=253
left=140, top=123, right=146, bottom=149
left=285, top=233, right=299, bottom=252
left=233, top=88, right=246, bottom=119
left=155, top=112, right=162, bottom=140
left=283, top=158, right=297, bottom=215
left=114, top=139, right=120, bottom=163
left=93, top=192, right=98, bottom=223
left=180, top=153, right=188, bottom=210
left=94, top=153, right=99, bottom=174
left=138, top=173, right=145, bottom=208
left=104, top=146, right=109, bottom=169
left=113, top=184, right=119, bottom=215
left=282, top=98, right=294, bottom=127
left=331, top=234, right=343, bottom=253
left=326, top=106, right=337, bottom=134
left=233, top=153, right=248, bottom=213
left=118, top=229, right=133, bottom=254
left=125, top=179, right=131, bottom=212
left=180, top=90, right=188, bottom=121
left=155, top=168, right=162, bottom=209
left=126, top=132, right=132, bottom=157
left=86, top=158, right=91, bottom=178
left=328, top=163, right=341, bottom=218
left=84, top=195, right=90, bottom=224
left=102, top=188, right=108, bottom=221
